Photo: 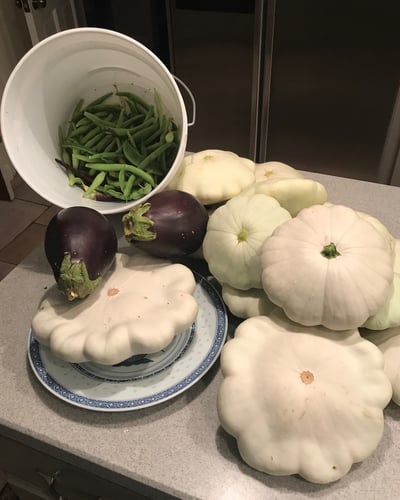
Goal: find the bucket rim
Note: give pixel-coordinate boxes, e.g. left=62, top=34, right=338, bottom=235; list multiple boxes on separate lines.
left=0, top=27, right=189, bottom=215
left=1, top=26, right=188, bottom=138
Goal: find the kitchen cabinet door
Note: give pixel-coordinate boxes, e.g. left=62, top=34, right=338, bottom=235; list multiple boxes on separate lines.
left=0, top=434, right=152, bottom=500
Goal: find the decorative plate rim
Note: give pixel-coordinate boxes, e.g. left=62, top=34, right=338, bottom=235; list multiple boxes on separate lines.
left=27, top=272, right=227, bottom=412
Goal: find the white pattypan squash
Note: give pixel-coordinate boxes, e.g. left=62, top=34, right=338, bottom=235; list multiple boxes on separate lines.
left=356, top=210, right=396, bottom=257
left=217, top=310, right=392, bottom=484
left=363, top=273, right=400, bottom=330
left=395, top=240, right=400, bottom=274
left=168, top=149, right=255, bottom=205
left=32, top=253, right=198, bottom=365
left=261, top=204, right=394, bottom=330
left=362, top=326, right=400, bottom=405
left=221, top=283, right=276, bottom=319
left=325, top=203, right=396, bottom=258
left=255, top=161, right=304, bottom=183
left=242, top=177, right=327, bottom=216
left=203, top=194, right=291, bottom=290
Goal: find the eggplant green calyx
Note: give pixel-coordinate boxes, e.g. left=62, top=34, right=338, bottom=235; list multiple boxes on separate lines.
left=58, top=253, right=102, bottom=301
left=321, top=242, right=341, bottom=259
left=122, top=203, right=156, bottom=242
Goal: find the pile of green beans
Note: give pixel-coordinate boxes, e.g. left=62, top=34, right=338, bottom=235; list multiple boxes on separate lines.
left=57, top=90, right=180, bottom=202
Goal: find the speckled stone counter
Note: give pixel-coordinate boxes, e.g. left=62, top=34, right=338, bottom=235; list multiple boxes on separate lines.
left=1, top=171, right=400, bottom=499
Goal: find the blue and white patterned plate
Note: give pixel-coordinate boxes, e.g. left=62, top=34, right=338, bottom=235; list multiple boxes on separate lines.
left=28, top=273, right=227, bottom=412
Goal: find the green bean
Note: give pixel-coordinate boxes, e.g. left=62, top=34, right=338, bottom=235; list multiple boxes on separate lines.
left=58, top=125, right=65, bottom=151
left=55, top=158, right=95, bottom=186
left=154, top=90, right=163, bottom=123
left=70, top=153, right=108, bottom=163
left=146, top=140, right=162, bottom=154
left=130, top=117, right=155, bottom=134
left=87, top=104, right=121, bottom=113
left=87, top=163, right=155, bottom=186
left=122, top=113, right=145, bottom=128
left=103, top=138, right=117, bottom=153
left=84, top=92, right=114, bottom=110
left=92, top=134, right=114, bottom=153
left=122, top=140, right=144, bottom=166
left=123, top=173, right=137, bottom=199
left=128, top=183, right=153, bottom=200
left=58, top=88, right=180, bottom=203
left=62, top=142, right=96, bottom=155
left=75, top=111, right=109, bottom=128
left=83, top=111, right=116, bottom=128
left=71, top=98, right=84, bottom=121
left=165, top=131, right=175, bottom=143
left=83, top=171, right=107, bottom=197
left=68, top=123, right=93, bottom=139
left=67, top=170, right=84, bottom=187
left=132, top=122, right=160, bottom=143
left=79, top=151, right=122, bottom=162
left=105, top=177, right=121, bottom=188
left=144, top=105, right=155, bottom=120
left=83, top=131, right=105, bottom=149
left=102, top=187, right=127, bottom=201
left=83, top=111, right=136, bottom=137
left=126, top=130, right=136, bottom=149
left=144, top=127, right=162, bottom=147
left=116, top=107, right=125, bottom=128
left=136, top=142, right=173, bottom=173
left=123, top=98, right=138, bottom=115
left=118, top=168, right=126, bottom=190
left=75, top=116, right=92, bottom=128
left=62, top=149, right=71, bottom=165
left=116, top=91, right=150, bottom=111
left=145, top=116, right=172, bottom=147
left=139, top=141, right=147, bottom=157
left=72, top=148, right=80, bottom=169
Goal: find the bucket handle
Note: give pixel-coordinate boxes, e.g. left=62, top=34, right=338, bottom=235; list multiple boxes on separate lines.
left=173, top=75, right=196, bottom=127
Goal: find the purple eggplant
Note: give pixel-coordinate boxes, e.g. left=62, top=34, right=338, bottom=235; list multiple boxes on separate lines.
left=122, top=190, right=209, bottom=258
left=45, top=206, right=118, bottom=301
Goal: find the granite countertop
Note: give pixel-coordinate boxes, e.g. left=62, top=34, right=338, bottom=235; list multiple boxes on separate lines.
left=1, top=171, right=400, bottom=499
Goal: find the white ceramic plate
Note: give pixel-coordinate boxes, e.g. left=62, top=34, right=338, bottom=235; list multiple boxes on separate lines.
left=28, top=273, right=227, bottom=412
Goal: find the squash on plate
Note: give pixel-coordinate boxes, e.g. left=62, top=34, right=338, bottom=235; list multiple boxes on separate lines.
left=31, top=252, right=198, bottom=365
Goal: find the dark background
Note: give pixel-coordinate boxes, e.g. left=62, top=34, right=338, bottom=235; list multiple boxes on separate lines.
left=82, top=0, right=400, bottom=184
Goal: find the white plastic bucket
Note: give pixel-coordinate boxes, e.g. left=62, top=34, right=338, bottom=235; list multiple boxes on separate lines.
left=0, top=28, right=189, bottom=215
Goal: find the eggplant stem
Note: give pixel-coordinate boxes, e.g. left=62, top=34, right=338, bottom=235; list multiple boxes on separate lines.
left=122, top=203, right=156, bottom=242
left=58, top=253, right=102, bottom=301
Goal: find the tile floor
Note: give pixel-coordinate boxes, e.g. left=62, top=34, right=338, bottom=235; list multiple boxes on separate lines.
left=0, top=175, right=60, bottom=281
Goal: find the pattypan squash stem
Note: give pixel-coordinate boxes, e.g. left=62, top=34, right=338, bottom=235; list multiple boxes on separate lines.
left=321, top=242, right=341, bottom=259
left=237, top=228, right=249, bottom=243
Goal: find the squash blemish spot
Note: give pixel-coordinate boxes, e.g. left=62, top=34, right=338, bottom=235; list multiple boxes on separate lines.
left=300, top=370, right=314, bottom=385
left=107, top=287, right=119, bottom=296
